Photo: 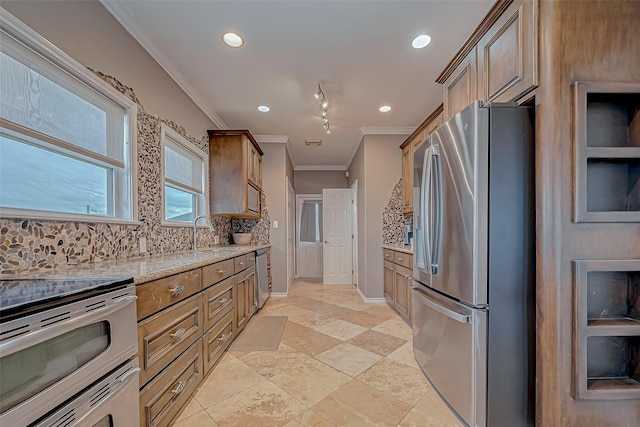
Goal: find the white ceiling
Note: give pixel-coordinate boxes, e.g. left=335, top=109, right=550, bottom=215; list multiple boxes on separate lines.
left=101, top=0, right=493, bottom=169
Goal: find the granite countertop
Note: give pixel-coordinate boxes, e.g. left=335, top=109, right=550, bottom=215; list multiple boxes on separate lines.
left=1, top=244, right=270, bottom=285
left=382, top=244, right=413, bottom=255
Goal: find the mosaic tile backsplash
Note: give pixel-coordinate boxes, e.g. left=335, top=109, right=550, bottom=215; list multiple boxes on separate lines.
left=382, top=179, right=412, bottom=245
left=0, top=72, right=268, bottom=274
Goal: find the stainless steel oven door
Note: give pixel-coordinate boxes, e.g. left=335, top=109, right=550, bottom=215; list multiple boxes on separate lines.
left=412, top=283, right=487, bottom=427
left=0, top=286, right=137, bottom=426
left=34, top=358, right=140, bottom=427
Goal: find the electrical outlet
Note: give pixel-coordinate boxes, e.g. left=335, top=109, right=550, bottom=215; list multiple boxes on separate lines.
left=214, top=235, right=220, bottom=245
left=273, top=220, right=279, bottom=229
left=139, top=237, right=147, bottom=254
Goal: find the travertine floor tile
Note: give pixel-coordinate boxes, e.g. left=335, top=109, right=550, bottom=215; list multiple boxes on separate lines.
left=270, top=358, right=351, bottom=406
left=314, top=343, right=382, bottom=377
left=356, top=358, right=430, bottom=405
left=171, top=410, right=219, bottom=427
left=347, top=329, right=407, bottom=356
left=387, top=341, right=420, bottom=370
left=206, top=381, right=307, bottom=427
left=195, top=358, right=265, bottom=409
left=333, top=309, right=390, bottom=328
left=238, top=343, right=310, bottom=378
left=314, top=319, right=368, bottom=341
left=372, top=317, right=413, bottom=340
left=413, top=389, right=465, bottom=427
left=295, top=409, right=337, bottom=427
left=283, top=420, right=304, bottom=427
left=312, top=379, right=411, bottom=426
left=364, top=303, right=398, bottom=319
left=174, top=398, right=204, bottom=422
left=398, top=407, right=463, bottom=427
left=282, top=327, right=342, bottom=357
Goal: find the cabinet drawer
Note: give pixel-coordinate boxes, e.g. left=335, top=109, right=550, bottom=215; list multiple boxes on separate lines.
left=202, top=258, right=234, bottom=288
left=383, top=249, right=395, bottom=262
left=136, top=269, right=201, bottom=320
left=234, top=255, right=248, bottom=273
left=394, top=252, right=412, bottom=269
left=246, top=252, right=255, bottom=267
left=139, top=339, right=203, bottom=427
left=138, top=294, right=203, bottom=386
left=203, top=309, right=235, bottom=373
left=202, top=276, right=234, bottom=331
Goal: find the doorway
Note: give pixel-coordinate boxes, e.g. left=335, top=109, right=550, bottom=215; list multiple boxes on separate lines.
left=322, top=188, right=353, bottom=284
left=296, top=194, right=323, bottom=278
left=286, top=177, right=295, bottom=290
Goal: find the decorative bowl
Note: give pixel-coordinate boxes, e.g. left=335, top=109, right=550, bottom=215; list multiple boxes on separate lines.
left=232, top=233, right=252, bottom=245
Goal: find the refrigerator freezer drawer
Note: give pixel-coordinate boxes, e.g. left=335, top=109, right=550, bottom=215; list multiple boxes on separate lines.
left=412, top=284, right=487, bottom=427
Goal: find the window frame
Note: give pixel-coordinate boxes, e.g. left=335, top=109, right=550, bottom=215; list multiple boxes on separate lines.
left=160, top=123, right=208, bottom=227
left=0, top=11, right=138, bottom=224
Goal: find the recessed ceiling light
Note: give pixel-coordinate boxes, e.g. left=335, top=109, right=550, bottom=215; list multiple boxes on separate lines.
left=412, top=34, right=432, bottom=49
left=379, top=105, right=392, bottom=113
left=222, top=32, right=244, bottom=48
left=257, top=105, right=270, bottom=112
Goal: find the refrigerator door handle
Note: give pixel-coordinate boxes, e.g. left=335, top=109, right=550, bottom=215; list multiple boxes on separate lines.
left=412, top=286, right=470, bottom=323
left=420, top=147, right=433, bottom=270
left=431, top=145, right=442, bottom=274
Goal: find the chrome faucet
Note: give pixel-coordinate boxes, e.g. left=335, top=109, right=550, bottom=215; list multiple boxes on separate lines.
left=193, top=214, right=214, bottom=250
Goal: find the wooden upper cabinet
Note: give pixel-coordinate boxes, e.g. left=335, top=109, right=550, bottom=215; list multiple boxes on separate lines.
left=208, top=130, right=263, bottom=218
left=400, top=105, right=444, bottom=216
left=477, top=0, right=538, bottom=103
left=443, top=48, right=477, bottom=121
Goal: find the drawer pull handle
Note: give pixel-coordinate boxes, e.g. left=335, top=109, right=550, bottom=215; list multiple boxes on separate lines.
left=169, top=285, right=185, bottom=294
left=171, top=381, right=187, bottom=395
left=170, top=328, right=186, bottom=338
left=218, top=333, right=230, bottom=342
left=217, top=269, right=227, bottom=274
left=217, top=297, right=230, bottom=304
left=398, top=257, right=404, bottom=261
left=238, top=261, right=244, bottom=265
left=385, top=254, right=390, bottom=257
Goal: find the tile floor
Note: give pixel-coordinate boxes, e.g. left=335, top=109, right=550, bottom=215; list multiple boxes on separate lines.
left=171, top=279, right=464, bottom=427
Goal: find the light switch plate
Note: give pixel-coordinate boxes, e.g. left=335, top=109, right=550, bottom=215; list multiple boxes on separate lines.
left=273, top=220, right=279, bottom=228
left=139, top=237, right=147, bottom=254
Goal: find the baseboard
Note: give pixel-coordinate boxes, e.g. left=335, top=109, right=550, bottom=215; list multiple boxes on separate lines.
left=270, top=292, right=288, bottom=297
left=356, top=286, right=387, bottom=303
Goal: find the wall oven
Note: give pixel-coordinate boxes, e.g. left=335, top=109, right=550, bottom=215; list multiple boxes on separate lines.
left=0, top=277, right=139, bottom=426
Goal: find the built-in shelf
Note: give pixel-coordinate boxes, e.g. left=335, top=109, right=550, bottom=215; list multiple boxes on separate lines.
left=573, top=82, right=640, bottom=223
left=574, top=260, right=640, bottom=400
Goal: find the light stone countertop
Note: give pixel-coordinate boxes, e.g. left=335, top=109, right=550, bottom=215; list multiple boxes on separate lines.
left=382, top=244, right=413, bottom=255
left=2, top=244, right=270, bottom=284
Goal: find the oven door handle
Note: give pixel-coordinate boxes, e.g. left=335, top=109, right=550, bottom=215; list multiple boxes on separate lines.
left=412, top=286, right=470, bottom=323
left=0, top=295, right=138, bottom=356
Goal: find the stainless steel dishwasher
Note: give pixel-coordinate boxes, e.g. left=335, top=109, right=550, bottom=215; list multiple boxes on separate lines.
left=255, top=249, right=270, bottom=308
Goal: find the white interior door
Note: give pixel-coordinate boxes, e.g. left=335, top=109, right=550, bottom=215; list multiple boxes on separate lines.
left=322, top=188, right=353, bottom=284
left=296, top=195, right=323, bottom=278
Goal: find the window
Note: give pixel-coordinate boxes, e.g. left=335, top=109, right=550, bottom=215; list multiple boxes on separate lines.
left=0, top=14, right=137, bottom=222
left=300, top=200, right=323, bottom=242
left=161, top=124, right=207, bottom=224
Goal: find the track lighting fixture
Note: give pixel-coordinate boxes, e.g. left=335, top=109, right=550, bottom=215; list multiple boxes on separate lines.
left=315, top=83, right=331, bottom=135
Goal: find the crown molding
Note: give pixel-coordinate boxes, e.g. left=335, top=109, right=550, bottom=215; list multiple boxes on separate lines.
left=345, top=126, right=413, bottom=169
left=99, top=0, right=227, bottom=129
left=294, top=165, right=347, bottom=171
left=253, top=135, right=296, bottom=166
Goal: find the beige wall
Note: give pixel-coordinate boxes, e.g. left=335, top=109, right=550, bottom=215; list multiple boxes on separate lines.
left=294, top=170, right=347, bottom=194
left=261, top=143, right=294, bottom=295
left=348, top=134, right=404, bottom=298
left=3, top=0, right=215, bottom=138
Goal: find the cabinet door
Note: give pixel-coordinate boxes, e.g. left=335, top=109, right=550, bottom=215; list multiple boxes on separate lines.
left=477, top=0, right=538, bottom=103
left=394, top=265, right=412, bottom=320
left=235, top=273, right=247, bottom=330
left=443, top=48, right=477, bottom=120
left=245, top=266, right=256, bottom=318
left=401, top=145, right=413, bottom=214
left=383, top=260, right=395, bottom=303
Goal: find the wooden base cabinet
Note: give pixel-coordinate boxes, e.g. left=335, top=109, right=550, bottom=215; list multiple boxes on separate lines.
left=139, top=340, right=203, bottom=427
left=136, top=249, right=265, bottom=427
left=382, top=248, right=413, bottom=324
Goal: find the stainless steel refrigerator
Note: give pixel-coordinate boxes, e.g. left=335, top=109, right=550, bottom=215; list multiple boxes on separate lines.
left=412, top=101, right=535, bottom=427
